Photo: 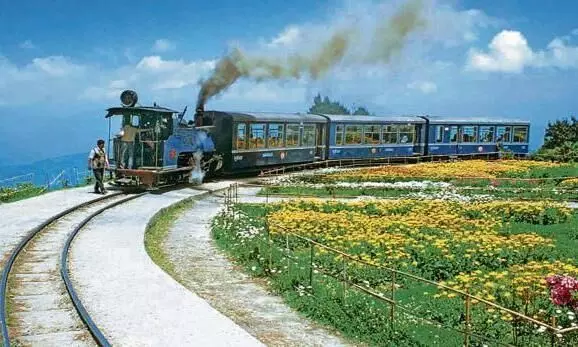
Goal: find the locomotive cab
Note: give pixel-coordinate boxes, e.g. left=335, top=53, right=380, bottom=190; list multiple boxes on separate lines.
left=105, top=90, right=219, bottom=189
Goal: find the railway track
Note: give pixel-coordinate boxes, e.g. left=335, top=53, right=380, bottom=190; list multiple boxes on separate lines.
left=0, top=191, right=146, bottom=346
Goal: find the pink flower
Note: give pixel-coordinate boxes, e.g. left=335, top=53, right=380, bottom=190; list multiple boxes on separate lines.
left=546, top=275, right=578, bottom=309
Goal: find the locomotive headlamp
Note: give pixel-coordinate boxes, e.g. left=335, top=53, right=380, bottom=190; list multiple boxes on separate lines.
left=120, top=90, right=138, bottom=107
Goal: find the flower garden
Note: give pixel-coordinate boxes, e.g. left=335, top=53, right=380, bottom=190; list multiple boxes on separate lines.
left=213, top=160, right=578, bottom=346
left=260, top=160, right=578, bottom=201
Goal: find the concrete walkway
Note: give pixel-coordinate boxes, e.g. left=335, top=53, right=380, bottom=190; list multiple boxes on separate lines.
left=69, top=184, right=263, bottom=346
left=165, top=189, right=349, bottom=346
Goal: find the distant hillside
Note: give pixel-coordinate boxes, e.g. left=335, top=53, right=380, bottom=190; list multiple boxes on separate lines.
left=0, top=152, right=89, bottom=188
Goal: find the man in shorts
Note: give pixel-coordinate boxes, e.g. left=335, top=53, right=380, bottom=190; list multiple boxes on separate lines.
left=88, top=139, right=109, bottom=194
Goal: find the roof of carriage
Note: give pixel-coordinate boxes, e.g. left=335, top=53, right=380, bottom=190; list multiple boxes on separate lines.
left=318, top=114, right=424, bottom=123
left=105, top=106, right=180, bottom=118
left=424, top=116, right=530, bottom=125
left=209, top=111, right=328, bottom=123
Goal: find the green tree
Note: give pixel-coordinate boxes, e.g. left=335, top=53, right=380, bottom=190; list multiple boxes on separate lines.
left=308, top=94, right=373, bottom=115
left=542, top=116, right=578, bottom=149
left=308, top=93, right=351, bottom=114
left=533, top=116, right=578, bottom=162
left=352, top=106, right=370, bottom=115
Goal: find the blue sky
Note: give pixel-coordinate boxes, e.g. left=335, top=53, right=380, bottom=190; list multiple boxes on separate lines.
left=0, top=0, right=577, bottom=165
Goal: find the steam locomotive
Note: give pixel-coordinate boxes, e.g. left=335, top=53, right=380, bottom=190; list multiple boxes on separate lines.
left=106, top=90, right=530, bottom=189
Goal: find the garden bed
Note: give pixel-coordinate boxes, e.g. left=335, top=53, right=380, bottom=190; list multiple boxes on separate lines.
left=258, top=160, right=578, bottom=201
left=212, top=196, right=578, bottom=346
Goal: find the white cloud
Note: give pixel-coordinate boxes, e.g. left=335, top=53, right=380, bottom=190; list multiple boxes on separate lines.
left=407, top=81, right=437, bottom=94
left=152, top=39, right=175, bottom=53
left=267, top=26, right=302, bottom=48
left=19, top=40, right=35, bottom=49
left=0, top=55, right=89, bottom=107
left=419, top=7, right=500, bottom=47
left=545, top=37, right=578, bottom=69
left=80, top=56, right=216, bottom=102
left=32, top=56, right=86, bottom=77
left=467, top=30, right=578, bottom=73
left=467, top=30, right=533, bottom=73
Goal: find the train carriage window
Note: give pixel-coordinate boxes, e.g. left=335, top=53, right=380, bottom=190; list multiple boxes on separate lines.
left=479, top=126, right=495, bottom=143
left=364, top=125, right=381, bottom=144
left=382, top=125, right=398, bottom=144
left=345, top=125, right=362, bottom=145
left=398, top=125, right=415, bottom=144
left=249, top=123, right=266, bottom=149
left=286, top=124, right=300, bottom=147
left=335, top=125, right=344, bottom=145
left=496, top=126, right=512, bottom=142
left=461, top=126, right=478, bottom=143
left=302, top=124, right=316, bottom=147
left=449, top=126, right=458, bottom=143
left=235, top=123, right=246, bottom=150
left=268, top=123, right=284, bottom=148
left=435, top=125, right=444, bottom=143
left=513, top=126, right=528, bottom=143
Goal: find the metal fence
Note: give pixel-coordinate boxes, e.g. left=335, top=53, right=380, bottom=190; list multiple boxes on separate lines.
left=258, top=151, right=528, bottom=177
left=222, top=182, right=578, bottom=347
left=0, top=173, right=35, bottom=188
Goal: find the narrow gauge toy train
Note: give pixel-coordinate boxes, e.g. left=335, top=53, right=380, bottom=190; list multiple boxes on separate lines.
left=105, top=90, right=530, bottom=188
left=201, top=111, right=530, bottom=174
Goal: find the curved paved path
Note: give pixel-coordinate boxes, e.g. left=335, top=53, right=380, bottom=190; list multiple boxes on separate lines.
left=165, top=186, right=350, bottom=347
left=69, top=184, right=263, bottom=346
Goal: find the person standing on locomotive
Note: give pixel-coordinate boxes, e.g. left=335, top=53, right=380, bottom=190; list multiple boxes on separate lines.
left=119, top=121, right=152, bottom=169
left=88, top=139, right=109, bottom=194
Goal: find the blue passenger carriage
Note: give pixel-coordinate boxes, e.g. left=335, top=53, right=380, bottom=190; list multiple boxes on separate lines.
left=205, top=111, right=328, bottom=174
left=422, top=117, right=530, bottom=156
left=321, top=114, right=425, bottom=160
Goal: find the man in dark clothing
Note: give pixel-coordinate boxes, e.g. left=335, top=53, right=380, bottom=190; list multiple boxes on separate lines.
left=88, top=139, right=109, bottom=194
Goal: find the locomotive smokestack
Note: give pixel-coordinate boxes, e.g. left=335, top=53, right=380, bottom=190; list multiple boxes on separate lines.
left=194, top=103, right=204, bottom=127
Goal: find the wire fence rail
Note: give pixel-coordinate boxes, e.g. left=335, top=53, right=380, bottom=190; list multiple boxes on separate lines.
left=258, top=153, right=577, bottom=185
left=258, top=151, right=530, bottom=178
left=0, top=169, right=96, bottom=204
left=236, top=182, right=578, bottom=205
left=221, top=182, right=578, bottom=347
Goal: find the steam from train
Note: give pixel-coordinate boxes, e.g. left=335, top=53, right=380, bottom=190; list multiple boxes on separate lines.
left=196, top=0, right=426, bottom=110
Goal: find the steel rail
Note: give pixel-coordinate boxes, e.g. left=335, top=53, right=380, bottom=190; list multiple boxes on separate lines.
left=0, top=192, right=124, bottom=346
left=60, top=192, right=147, bottom=347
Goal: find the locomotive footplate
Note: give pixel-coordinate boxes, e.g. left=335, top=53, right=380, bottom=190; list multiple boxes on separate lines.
left=113, top=167, right=196, bottom=187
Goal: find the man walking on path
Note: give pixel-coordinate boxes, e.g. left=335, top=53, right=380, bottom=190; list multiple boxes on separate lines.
left=88, top=139, right=109, bottom=194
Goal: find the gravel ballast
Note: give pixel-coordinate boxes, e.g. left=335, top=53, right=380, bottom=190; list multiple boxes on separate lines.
left=69, top=185, right=263, bottom=346
left=8, top=195, right=128, bottom=346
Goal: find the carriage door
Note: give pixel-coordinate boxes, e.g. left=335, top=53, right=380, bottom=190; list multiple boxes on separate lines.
left=315, top=124, right=325, bottom=160
left=449, top=126, right=459, bottom=154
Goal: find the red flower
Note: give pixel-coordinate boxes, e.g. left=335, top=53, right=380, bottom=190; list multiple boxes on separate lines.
left=546, top=275, right=578, bottom=309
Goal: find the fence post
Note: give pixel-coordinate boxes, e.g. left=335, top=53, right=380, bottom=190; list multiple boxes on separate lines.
left=512, top=316, right=518, bottom=346
left=309, top=242, right=314, bottom=289
left=390, top=270, right=396, bottom=329
left=550, top=316, right=556, bottom=347
left=266, top=220, right=272, bottom=270
left=286, top=234, right=290, bottom=272
left=464, top=292, right=471, bottom=347
left=342, top=259, right=347, bottom=303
